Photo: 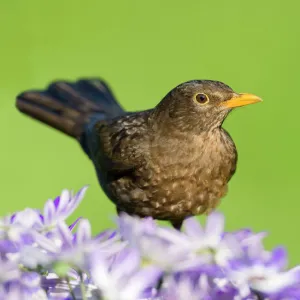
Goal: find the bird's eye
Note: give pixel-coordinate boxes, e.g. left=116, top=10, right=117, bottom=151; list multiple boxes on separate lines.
left=194, top=93, right=209, bottom=105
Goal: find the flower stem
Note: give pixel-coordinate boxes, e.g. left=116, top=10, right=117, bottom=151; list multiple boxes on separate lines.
left=80, top=272, right=87, bottom=300
left=66, top=277, right=77, bottom=300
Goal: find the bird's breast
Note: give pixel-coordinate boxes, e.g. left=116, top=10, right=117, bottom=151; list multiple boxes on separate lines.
left=110, top=129, right=237, bottom=220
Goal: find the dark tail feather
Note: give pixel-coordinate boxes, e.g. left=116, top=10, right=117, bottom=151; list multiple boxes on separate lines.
left=16, top=78, right=124, bottom=138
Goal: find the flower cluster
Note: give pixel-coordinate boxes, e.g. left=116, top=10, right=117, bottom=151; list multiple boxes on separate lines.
left=0, top=187, right=299, bottom=300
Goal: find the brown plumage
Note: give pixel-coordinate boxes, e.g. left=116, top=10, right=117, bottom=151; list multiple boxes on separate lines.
left=16, top=79, right=261, bottom=229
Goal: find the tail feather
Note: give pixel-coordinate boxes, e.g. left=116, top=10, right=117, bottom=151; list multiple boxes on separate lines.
left=16, top=78, right=124, bottom=139
left=76, top=79, right=124, bottom=115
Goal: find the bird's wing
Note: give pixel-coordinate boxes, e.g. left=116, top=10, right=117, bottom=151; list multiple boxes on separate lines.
left=89, top=113, right=149, bottom=176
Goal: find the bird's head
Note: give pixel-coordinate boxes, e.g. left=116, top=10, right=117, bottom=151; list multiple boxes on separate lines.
left=152, top=80, right=262, bottom=133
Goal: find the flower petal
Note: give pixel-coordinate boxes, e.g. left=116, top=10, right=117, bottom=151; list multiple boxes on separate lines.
left=57, top=222, right=73, bottom=248
left=123, top=266, right=162, bottom=299
left=69, top=217, right=82, bottom=231
left=205, top=211, right=225, bottom=238
left=43, top=199, right=56, bottom=226
left=267, top=246, right=287, bottom=271
left=183, top=217, right=204, bottom=238
left=56, top=189, right=71, bottom=214
left=112, top=248, right=140, bottom=279
left=66, top=186, right=88, bottom=217
left=33, top=231, right=59, bottom=253
left=76, top=219, right=92, bottom=245
left=13, top=208, right=43, bottom=230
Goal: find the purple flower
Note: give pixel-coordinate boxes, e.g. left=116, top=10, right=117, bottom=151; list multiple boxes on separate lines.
left=160, top=274, right=247, bottom=300
left=17, top=272, right=47, bottom=299
left=18, top=244, right=52, bottom=269
left=0, top=211, right=39, bottom=247
left=2, top=186, right=87, bottom=234
left=269, top=285, right=300, bottom=300
left=34, top=218, right=124, bottom=271
left=0, top=187, right=88, bottom=259
left=90, top=247, right=162, bottom=300
left=0, top=257, right=20, bottom=283
left=117, top=213, right=157, bottom=246
left=117, top=213, right=191, bottom=271
left=227, top=246, right=300, bottom=297
left=161, top=275, right=211, bottom=300
left=10, top=209, right=43, bottom=231
left=33, top=219, right=93, bottom=268
left=42, top=270, right=99, bottom=300
left=229, top=229, right=269, bottom=261
left=180, top=213, right=243, bottom=266
left=0, top=271, right=47, bottom=300
left=43, top=186, right=88, bottom=230
left=150, top=213, right=242, bottom=269
left=1, top=185, right=300, bottom=300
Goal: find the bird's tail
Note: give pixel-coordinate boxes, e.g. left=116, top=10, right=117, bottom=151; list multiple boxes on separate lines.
left=16, top=78, right=124, bottom=139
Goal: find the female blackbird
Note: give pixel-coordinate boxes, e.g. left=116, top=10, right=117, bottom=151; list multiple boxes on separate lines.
left=16, top=79, right=261, bottom=229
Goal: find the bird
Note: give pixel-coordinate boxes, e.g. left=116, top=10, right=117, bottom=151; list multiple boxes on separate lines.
left=16, top=79, right=262, bottom=229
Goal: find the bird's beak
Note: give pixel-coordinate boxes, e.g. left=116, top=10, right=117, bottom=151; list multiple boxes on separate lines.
left=221, top=93, right=262, bottom=109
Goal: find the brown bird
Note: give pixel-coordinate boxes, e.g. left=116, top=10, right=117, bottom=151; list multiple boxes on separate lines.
left=16, top=79, right=261, bottom=229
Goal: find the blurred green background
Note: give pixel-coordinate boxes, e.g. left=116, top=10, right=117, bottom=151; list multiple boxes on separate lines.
left=1, top=1, right=299, bottom=264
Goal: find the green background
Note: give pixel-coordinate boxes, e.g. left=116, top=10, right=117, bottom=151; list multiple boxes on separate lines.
left=1, top=1, right=299, bottom=264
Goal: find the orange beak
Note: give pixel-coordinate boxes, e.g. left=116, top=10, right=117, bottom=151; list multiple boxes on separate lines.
left=221, top=93, right=262, bottom=109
